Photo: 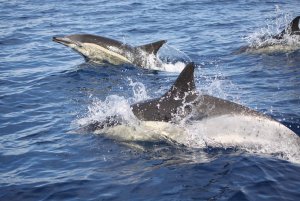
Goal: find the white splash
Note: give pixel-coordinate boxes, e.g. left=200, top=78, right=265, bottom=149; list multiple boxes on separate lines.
left=135, top=51, right=186, bottom=72
left=130, top=43, right=190, bottom=72
left=76, top=95, right=138, bottom=128
left=158, top=44, right=191, bottom=72
left=128, top=78, right=149, bottom=102
left=160, top=61, right=186, bottom=72
left=76, top=79, right=150, bottom=129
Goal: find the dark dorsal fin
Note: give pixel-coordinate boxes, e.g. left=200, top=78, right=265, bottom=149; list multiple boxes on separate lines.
left=165, top=62, right=196, bottom=97
left=290, top=16, right=300, bottom=32
left=137, top=40, right=167, bottom=55
left=275, top=16, right=300, bottom=39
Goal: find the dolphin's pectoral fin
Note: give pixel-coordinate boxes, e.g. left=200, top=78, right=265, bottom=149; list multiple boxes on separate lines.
left=137, top=40, right=167, bottom=55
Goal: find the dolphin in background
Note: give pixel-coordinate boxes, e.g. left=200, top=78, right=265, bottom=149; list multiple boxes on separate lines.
left=273, top=16, right=300, bottom=39
left=53, top=34, right=166, bottom=69
left=237, top=16, right=300, bottom=53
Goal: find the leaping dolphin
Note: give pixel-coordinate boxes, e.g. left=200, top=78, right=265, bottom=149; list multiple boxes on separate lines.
left=53, top=34, right=166, bottom=69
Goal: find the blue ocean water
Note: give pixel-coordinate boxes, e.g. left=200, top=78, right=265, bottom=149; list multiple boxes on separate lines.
left=1, top=0, right=300, bottom=200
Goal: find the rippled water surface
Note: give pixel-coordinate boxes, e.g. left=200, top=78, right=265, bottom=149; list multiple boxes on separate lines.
left=1, top=0, right=300, bottom=200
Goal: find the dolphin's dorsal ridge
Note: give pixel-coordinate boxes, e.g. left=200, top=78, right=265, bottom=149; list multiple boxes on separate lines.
left=165, top=62, right=196, bottom=97
left=276, top=16, right=300, bottom=38
left=137, top=40, right=167, bottom=55
left=290, top=16, right=300, bottom=32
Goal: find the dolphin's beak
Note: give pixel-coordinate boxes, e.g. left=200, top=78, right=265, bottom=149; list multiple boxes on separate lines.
left=52, top=36, right=83, bottom=47
left=52, top=36, right=72, bottom=45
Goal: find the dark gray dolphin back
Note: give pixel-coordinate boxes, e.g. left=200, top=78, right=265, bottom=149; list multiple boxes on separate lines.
left=131, top=63, right=198, bottom=122
left=67, top=34, right=129, bottom=49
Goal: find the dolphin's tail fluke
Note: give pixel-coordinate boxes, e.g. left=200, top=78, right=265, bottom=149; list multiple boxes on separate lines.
left=137, top=40, right=167, bottom=55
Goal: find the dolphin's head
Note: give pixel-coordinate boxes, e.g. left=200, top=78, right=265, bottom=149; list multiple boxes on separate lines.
left=53, top=35, right=86, bottom=56
left=53, top=35, right=90, bottom=60
left=52, top=34, right=104, bottom=61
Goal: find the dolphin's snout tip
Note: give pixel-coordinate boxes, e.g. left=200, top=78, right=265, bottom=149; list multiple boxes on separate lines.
left=52, top=36, right=58, bottom=42
left=52, top=36, right=64, bottom=42
left=52, top=36, right=61, bottom=43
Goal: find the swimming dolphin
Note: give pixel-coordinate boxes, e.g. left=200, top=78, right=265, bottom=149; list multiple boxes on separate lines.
left=236, top=16, right=300, bottom=53
left=273, top=16, right=300, bottom=39
left=85, top=62, right=296, bottom=133
left=81, top=63, right=299, bottom=161
left=53, top=34, right=166, bottom=69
